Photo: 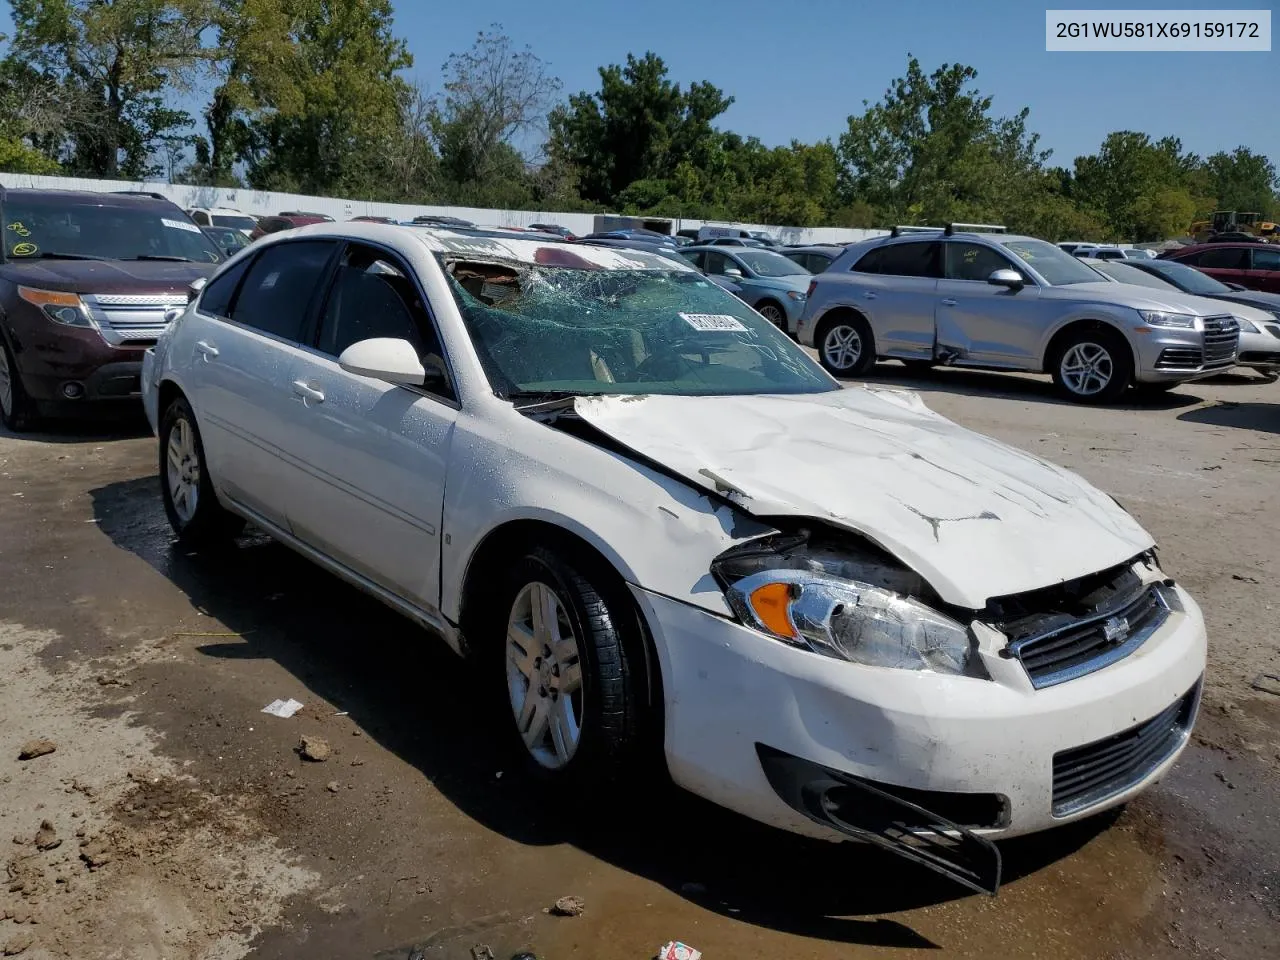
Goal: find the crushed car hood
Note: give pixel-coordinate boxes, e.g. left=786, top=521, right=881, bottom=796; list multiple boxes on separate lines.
left=573, top=389, right=1153, bottom=608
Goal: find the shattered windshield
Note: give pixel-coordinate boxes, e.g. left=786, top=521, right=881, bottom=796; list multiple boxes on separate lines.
left=442, top=257, right=836, bottom=399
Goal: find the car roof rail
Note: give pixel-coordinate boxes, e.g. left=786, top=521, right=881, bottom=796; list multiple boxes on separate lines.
left=890, top=225, right=945, bottom=237
left=945, top=222, right=1007, bottom=235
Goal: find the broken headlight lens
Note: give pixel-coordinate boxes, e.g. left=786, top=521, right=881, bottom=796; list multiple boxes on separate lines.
left=724, top=570, right=973, bottom=673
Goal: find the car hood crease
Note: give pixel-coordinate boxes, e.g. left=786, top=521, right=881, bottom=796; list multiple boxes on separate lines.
left=572, top=389, right=1153, bottom=608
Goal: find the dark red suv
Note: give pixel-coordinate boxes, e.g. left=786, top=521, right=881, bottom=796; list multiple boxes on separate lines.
left=0, top=189, right=223, bottom=431
left=1159, top=242, right=1280, bottom=294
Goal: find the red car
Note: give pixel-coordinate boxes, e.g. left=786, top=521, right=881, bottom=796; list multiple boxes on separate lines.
left=248, top=213, right=334, bottom=242
left=1159, top=242, right=1280, bottom=294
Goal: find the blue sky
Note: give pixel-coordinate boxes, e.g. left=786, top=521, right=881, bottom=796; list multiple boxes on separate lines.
left=2, top=0, right=1276, bottom=167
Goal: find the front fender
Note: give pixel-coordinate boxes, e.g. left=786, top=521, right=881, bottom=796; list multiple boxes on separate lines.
left=439, top=405, right=772, bottom=624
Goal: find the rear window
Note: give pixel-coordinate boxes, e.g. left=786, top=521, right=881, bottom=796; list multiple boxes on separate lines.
left=211, top=214, right=256, bottom=230
left=3, top=195, right=222, bottom=263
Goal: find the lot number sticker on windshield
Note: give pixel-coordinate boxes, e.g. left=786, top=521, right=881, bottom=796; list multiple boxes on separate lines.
left=679, top=312, right=748, bottom=332
left=161, top=217, right=201, bottom=233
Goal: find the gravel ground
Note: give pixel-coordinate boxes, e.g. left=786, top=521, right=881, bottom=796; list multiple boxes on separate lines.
left=0, top=365, right=1276, bottom=960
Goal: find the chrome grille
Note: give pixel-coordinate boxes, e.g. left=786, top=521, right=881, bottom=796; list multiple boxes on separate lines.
left=1052, top=682, right=1199, bottom=817
left=1201, top=315, right=1239, bottom=366
left=82, top=293, right=186, bottom=347
left=1005, top=584, right=1172, bottom=689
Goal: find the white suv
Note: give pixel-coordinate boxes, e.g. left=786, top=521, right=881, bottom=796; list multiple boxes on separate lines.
left=186, top=207, right=257, bottom=236
left=142, top=223, right=1205, bottom=895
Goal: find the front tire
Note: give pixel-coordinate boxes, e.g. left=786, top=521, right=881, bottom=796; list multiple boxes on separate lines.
left=159, top=396, right=245, bottom=545
left=1051, top=327, right=1132, bottom=404
left=490, top=545, right=646, bottom=784
left=816, top=313, right=876, bottom=378
left=756, top=300, right=786, bottom=332
left=0, top=337, right=35, bottom=432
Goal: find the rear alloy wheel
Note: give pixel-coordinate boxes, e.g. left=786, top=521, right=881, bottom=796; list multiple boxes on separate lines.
left=818, top=315, right=876, bottom=377
left=756, top=300, right=786, bottom=331
left=490, top=545, right=647, bottom=784
left=1052, top=328, right=1132, bottom=404
left=159, top=397, right=245, bottom=545
left=0, top=337, right=35, bottom=432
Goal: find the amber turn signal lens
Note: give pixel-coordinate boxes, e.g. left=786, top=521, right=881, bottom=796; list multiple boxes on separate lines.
left=748, top=581, right=798, bottom=640
left=17, top=286, right=82, bottom=308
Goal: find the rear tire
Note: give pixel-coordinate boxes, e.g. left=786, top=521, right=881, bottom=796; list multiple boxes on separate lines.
left=159, top=396, right=245, bottom=545
left=0, top=337, right=35, bottom=433
left=816, top=313, right=876, bottom=378
left=486, top=544, right=647, bottom=787
left=1050, top=326, right=1132, bottom=404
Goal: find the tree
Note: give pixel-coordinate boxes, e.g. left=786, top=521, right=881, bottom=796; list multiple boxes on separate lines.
left=549, top=52, right=733, bottom=206
left=433, top=25, right=561, bottom=189
left=238, top=0, right=413, bottom=195
left=1069, top=132, right=1204, bottom=240
left=836, top=56, right=1052, bottom=230
left=7, top=0, right=214, bottom=178
left=1202, top=147, right=1278, bottom=217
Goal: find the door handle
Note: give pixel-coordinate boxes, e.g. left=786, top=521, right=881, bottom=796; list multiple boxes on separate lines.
left=941, top=298, right=958, bottom=306
left=862, top=292, right=877, bottom=300
left=291, top=380, right=325, bottom=404
left=195, top=340, right=218, bottom=360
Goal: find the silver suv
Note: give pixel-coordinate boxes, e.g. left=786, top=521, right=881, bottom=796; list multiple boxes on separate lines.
left=798, top=226, right=1240, bottom=403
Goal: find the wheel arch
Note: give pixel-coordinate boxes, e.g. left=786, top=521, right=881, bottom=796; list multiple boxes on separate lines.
left=812, top=304, right=871, bottom=347
left=1042, top=318, right=1134, bottom=375
left=456, top=516, right=665, bottom=717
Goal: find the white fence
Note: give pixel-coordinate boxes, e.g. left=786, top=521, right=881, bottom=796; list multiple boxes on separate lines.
left=0, top=172, right=888, bottom=246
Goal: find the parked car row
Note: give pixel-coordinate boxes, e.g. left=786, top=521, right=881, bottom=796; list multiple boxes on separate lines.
left=137, top=220, right=1207, bottom=896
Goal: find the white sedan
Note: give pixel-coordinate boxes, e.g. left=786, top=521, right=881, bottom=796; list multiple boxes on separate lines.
left=142, top=223, right=1206, bottom=894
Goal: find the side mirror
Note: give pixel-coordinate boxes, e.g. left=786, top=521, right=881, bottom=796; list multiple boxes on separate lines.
left=163, top=307, right=182, bottom=324
left=187, top=276, right=207, bottom=303
left=723, top=266, right=744, bottom=278
left=987, top=268, right=1025, bottom=290
left=338, top=337, right=426, bottom=386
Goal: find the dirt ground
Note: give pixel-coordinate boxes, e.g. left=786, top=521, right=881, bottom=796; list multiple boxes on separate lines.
left=0, top=365, right=1277, bottom=960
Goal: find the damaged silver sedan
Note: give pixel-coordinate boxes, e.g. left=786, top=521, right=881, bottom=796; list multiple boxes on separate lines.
left=142, top=223, right=1207, bottom=895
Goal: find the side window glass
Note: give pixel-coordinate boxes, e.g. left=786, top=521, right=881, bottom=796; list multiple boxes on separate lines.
left=198, top=257, right=252, bottom=319
left=230, top=240, right=335, bottom=342
left=685, top=251, right=704, bottom=269
left=945, top=243, right=1021, bottom=281
left=878, top=241, right=941, bottom=278
left=192, top=211, right=209, bottom=226
left=1199, top=248, right=1248, bottom=270
left=851, top=247, right=883, bottom=273
left=1251, top=247, right=1280, bottom=271
left=703, top=253, right=727, bottom=275
left=317, top=243, right=454, bottom=400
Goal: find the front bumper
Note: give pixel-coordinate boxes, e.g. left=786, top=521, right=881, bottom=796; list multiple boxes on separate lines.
left=4, top=310, right=146, bottom=410
left=1237, top=327, right=1280, bottom=371
left=1132, top=324, right=1237, bottom=383
left=141, top=347, right=160, bottom=435
left=635, top=581, right=1206, bottom=844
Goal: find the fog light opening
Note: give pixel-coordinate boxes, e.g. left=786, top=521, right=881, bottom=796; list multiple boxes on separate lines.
left=61, top=382, right=85, bottom=400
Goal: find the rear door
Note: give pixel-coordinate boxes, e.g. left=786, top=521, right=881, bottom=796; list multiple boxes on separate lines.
left=1245, top=245, right=1280, bottom=293
left=936, top=240, right=1042, bottom=366
left=274, top=241, right=458, bottom=610
left=186, top=238, right=339, bottom=529
left=850, top=240, right=941, bottom=358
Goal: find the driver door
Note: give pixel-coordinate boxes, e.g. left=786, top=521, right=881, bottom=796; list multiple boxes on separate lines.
left=274, top=241, right=458, bottom=612
left=935, top=241, right=1042, bottom=367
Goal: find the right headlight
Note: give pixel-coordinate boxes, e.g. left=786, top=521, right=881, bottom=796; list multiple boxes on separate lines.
left=1138, top=309, right=1197, bottom=329
left=725, top=569, right=974, bottom=673
left=713, top=532, right=978, bottom=675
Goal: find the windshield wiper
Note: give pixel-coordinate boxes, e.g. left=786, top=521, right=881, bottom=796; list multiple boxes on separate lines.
left=131, top=255, right=197, bottom=262
left=18, top=251, right=112, bottom=261
left=504, top=389, right=587, bottom=409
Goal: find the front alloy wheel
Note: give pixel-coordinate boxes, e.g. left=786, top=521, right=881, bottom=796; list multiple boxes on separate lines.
left=1051, top=327, right=1132, bottom=403
left=506, top=581, right=584, bottom=769
left=757, top=301, right=786, bottom=331
left=0, top=338, right=34, bottom=432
